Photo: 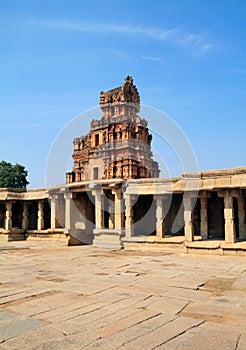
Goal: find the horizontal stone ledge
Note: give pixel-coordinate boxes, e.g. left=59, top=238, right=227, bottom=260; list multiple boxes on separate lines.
left=93, top=229, right=125, bottom=237
left=185, top=241, right=221, bottom=249
left=221, top=242, right=246, bottom=250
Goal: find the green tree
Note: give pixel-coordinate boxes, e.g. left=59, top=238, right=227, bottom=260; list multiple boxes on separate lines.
left=0, top=161, right=29, bottom=188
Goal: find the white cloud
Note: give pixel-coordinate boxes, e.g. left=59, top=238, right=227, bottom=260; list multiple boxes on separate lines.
left=31, top=19, right=213, bottom=53
left=142, top=55, right=163, bottom=63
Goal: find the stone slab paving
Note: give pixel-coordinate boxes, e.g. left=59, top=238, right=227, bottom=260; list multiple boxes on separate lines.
left=0, top=241, right=246, bottom=350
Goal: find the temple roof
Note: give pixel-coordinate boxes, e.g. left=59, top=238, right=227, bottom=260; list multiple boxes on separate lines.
left=99, top=76, right=140, bottom=107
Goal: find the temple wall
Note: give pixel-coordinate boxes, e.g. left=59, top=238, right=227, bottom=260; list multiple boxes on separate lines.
left=0, top=168, right=246, bottom=251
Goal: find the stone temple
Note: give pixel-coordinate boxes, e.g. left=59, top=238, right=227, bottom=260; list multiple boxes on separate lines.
left=0, top=77, right=246, bottom=255
left=66, top=75, right=159, bottom=183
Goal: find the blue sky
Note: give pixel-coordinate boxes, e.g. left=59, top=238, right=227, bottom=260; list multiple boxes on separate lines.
left=1, top=0, right=246, bottom=187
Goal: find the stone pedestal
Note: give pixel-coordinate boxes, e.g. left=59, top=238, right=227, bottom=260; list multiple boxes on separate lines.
left=93, top=229, right=124, bottom=250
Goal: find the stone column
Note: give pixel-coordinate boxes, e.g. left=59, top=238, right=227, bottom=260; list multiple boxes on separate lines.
left=124, top=194, right=136, bottom=237
left=50, top=195, right=56, bottom=230
left=108, top=197, right=114, bottom=229
left=5, top=202, right=12, bottom=230
left=37, top=201, right=44, bottom=231
left=22, top=201, right=29, bottom=231
left=183, top=196, right=194, bottom=242
left=112, top=189, right=123, bottom=230
left=199, top=192, right=211, bottom=240
left=64, top=192, right=73, bottom=233
left=238, top=195, right=246, bottom=239
left=155, top=195, right=164, bottom=238
left=92, top=190, right=105, bottom=229
left=224, top=194, right=236, bottom=243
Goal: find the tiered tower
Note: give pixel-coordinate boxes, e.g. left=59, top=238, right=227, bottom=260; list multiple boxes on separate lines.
left=66, top=76, right=159, bottom=183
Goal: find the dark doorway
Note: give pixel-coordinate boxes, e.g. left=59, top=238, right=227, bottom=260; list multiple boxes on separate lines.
left=12, top=202, right=23, bottom=229
left=28, top=201, right=38, bottom=230
left=0, top=203, right=5, bottom=228
left=233, top=198, right=239, bottom=239
left=95, top=134, right=99, bottom=147
left=207, top=192, right=224, bottom=239
left=93, top=167, right=99, bottom=180
left=44, top=200, right=51, bottom=230
left=132, top=195, right=155, bottom=236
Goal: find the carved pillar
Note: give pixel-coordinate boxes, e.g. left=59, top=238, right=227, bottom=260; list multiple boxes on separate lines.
left=199, top=192, right=211, bottom=240
left=238, top=195, right=246, bottom=239
left=124, top=194, right=137, bottom=237
left=5, top=202, right=12, bottom=230
left=108, top=201, right=114, bottom=229
left=183, top=196, right=194, bottom=242
left=155, top=195, right=165, bottom=238
left=218, top=190, right=237, bottom=243
left=50, top=195, right=56, bottom=230
left=22, top=201, right=28, bottom=231
left=112, top=189, right=123, bottom=230
left=92, top=189, right=105, bottom=229
left=37, top=201, right=44, bottom=231
left=64, top=192, right=73, bottom=233
left=224, top=195, right=236, bottom=243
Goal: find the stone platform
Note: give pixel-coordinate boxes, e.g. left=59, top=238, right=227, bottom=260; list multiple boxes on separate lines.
left=123, top=235, right=246, bottom=256
left=0, top=241, right=245, bottom=349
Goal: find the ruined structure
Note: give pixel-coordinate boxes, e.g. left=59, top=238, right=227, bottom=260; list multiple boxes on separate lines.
left=0, top=77, right=246, bottom=255
left=66, top=76, right=159, bottom=183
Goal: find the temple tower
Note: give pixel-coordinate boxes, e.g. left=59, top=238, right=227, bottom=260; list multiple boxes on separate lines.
left=66, top=76, right=159, bottom=183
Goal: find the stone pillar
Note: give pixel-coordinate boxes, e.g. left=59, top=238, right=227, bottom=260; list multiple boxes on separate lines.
left=199, top=192, right=211, bottom=240
left=183, top=196, right=194, bottom=242
left=112, top=189, right=123, bottom=230
left=64, top=192, right=73, bottom=233
left=124, top=194, right=136, bottom=237
left=5, top=202, right=12, bottom=230
left=22, top=201, right=28, bottom=231
left=92, top=190, right=105, bottom=229
left=155, top=195, right=164, bottom=238
left=50, top=195, right=56, bottom=230
left=37, top=201, right=44, bottom=231
left=224, top=195, right=236, bottom=243
left=108, top=198, right=114, bottom=229
left=238, top=196, right=246, bottom=239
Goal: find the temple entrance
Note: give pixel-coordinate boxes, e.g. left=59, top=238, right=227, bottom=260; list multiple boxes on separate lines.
left=193, top=199, right=201, bottom=236
left=233, top=198, right=239, bottom=239
left=0, top=203, right=5, bottom=228
left=43, top=200, right=51, bottom=230
left=207, top=192, right=224, bottom=239
left=165, top=194, right=184, bottom=236
left=132, top=195, right=155, bottom=236
left=28, top=201, right=38, bottom=230
left=12, top=202, right=23, bottom=229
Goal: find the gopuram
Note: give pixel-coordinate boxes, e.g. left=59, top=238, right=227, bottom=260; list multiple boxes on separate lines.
left=66, top=75, right=159, bottom=183
left=0, top=77, right=246, bottom=255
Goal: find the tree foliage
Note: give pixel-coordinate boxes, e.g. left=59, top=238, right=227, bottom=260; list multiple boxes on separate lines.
left=0, top=161, right=29, bottom=188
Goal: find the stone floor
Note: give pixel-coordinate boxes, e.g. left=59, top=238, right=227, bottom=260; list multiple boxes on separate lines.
left=0, top=241, right=246, bottom=350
